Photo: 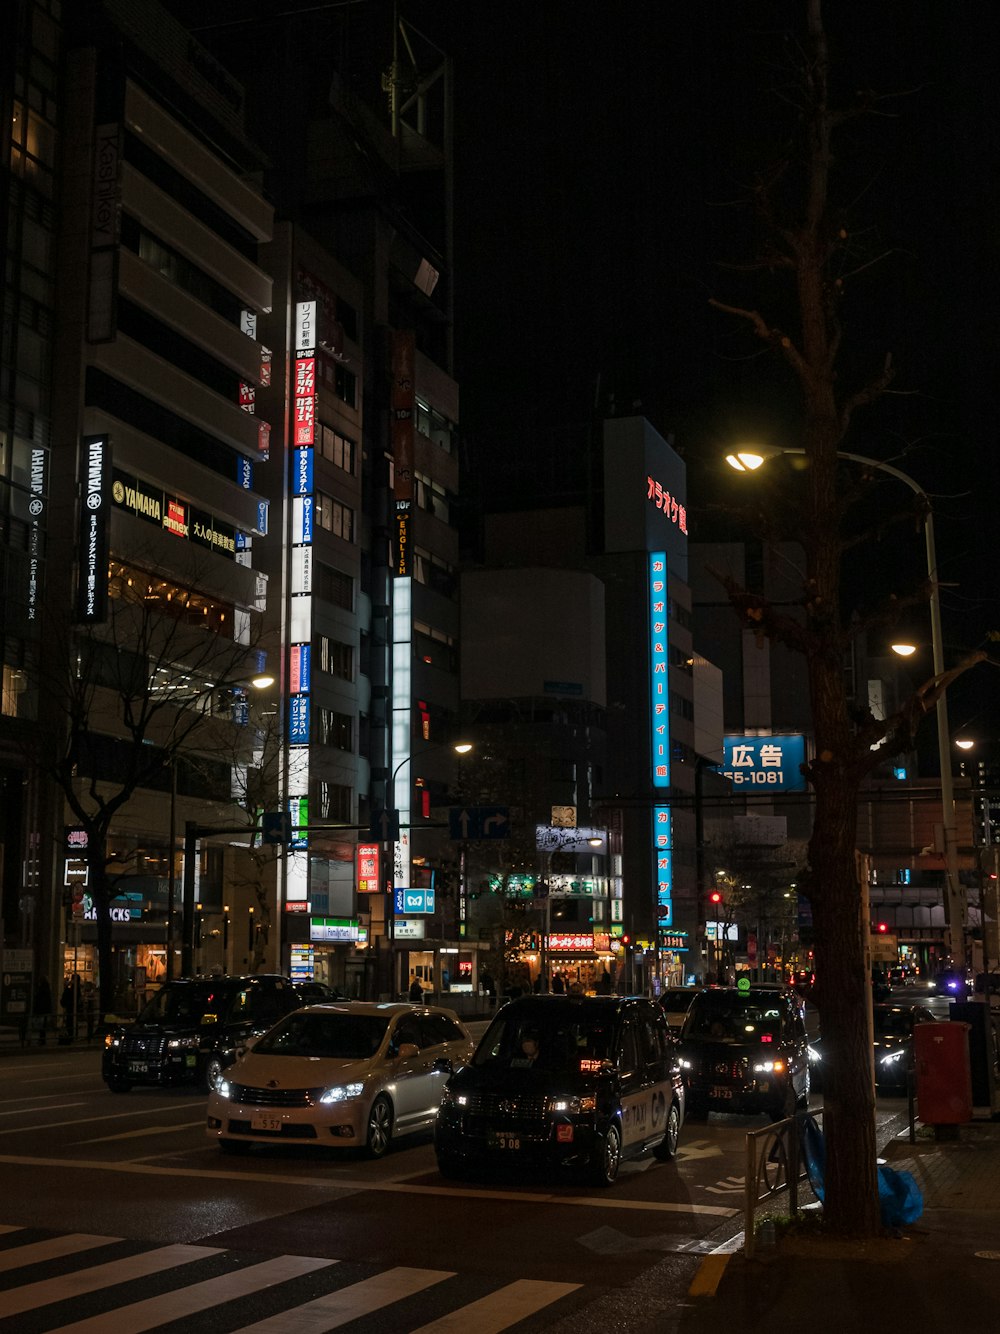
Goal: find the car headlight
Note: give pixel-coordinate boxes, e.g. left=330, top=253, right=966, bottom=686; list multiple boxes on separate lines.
left=167, top=1037, right=201, bottom=1050
left=548, top=1095, right=597, bottom=1114
left=440, top=1088, right=467, bottom=1107
left=319, top=1082, right=365, bottom=1104
left=217, top=1079, right=232, bottom=1099
left=104, top=1033, right=120, bottom=1049
left=753, top=1059, right=786, bottom=1074
left=678, top=1058, right=693, bottom=1070
left=807, top=1045, right=822, bottom=1063
left=880, top=1050, right=906, bottom=1065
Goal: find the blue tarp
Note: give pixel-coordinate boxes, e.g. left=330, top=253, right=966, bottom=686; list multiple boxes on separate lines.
left=798, top=1114, right=924, bottom=1227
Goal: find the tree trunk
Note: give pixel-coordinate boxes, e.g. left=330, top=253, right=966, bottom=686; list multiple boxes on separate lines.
left=807, top=658, right=881, bottom=1236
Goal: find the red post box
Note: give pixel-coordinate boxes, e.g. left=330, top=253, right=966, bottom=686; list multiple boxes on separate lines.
left=915, top=1021, right=973, bottom=1125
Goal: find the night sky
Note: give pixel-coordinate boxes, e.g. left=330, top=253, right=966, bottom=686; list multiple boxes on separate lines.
left=168, top=0, right=1000, bottom=735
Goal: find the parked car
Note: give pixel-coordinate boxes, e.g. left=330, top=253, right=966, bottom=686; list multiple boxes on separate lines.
left=933, top=969, right=972, bottom=999
left=102, top=975, right=300, bottom=1094
left=206, top=1002, right=475, bottom=1158
left=294, top=981, right=348, bottom=1004
left=809, top=1003, right=936, bottom=1095
left=658, top=987, right=701, bottom=1035
left=434, top=994, right=685, bottom=1187
left=677, top=986, right=809, bottom=1118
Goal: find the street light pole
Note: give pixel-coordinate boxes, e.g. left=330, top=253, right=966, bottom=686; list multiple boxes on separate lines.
left=726, top=444, right=965, bottom=965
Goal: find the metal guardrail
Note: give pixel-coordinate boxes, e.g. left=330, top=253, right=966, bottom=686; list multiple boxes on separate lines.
left=744, top=1108, right=822, bottom=1259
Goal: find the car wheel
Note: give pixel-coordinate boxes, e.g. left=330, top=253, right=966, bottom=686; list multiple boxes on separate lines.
left=589, top=1122, right=622, bottom=1187
left=365, top=1095, right=394, bottom=1158
left=796, top=1066, right=811, bottom=1110
left=104, top=1076, right=132, bottom=1094
left=202, top=1053, right=226, bottom=1094
left=219, top=1138, right=250, bottom=1155
left=653, top=1101, right=682, bottom=1160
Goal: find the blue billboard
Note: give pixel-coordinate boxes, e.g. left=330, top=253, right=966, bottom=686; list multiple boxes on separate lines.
left=718, top=735, right=807, bottom=793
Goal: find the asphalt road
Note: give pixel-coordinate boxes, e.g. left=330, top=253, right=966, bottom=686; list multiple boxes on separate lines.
left=0, top=995, right=941, bottom=1333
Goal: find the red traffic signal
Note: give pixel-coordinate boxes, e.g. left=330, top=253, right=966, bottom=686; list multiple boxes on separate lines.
left=709, top=890, right=723, bottom=905
left=876, top=922, right=889, bottom=934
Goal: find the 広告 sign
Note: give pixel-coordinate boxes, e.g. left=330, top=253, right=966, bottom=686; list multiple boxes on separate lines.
left=718, top=735, right=806, bottom=793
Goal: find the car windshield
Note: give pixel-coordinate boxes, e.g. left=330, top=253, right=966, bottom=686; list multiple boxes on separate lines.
left=682, top=996, right=783, bottom=1043
left=473, top=1011, right=617, bottom=1073
left=661, top=990, right=697, bottom=1010
left=874, top=1010, right=914, bottom=1038
left=252, top=1012, right=389, bottom=1059
left=137, top=984, right=235, bottom=1026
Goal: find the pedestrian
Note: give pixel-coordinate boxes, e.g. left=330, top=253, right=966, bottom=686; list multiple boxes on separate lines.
left=551, top=973, right=565, bottom=995
left=34, top=975, right=53, bottom=1046
left=532, top=973, right=544, bottom=994
left=481, top=970, right=497, bottom=1008
left=597, top=968, right=613, bottom=995
left=408, top=975, right=424, bottom=1003
left=61, top=973, right=81, bottom=1040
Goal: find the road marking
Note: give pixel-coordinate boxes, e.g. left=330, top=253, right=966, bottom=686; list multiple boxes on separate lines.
left=0, top=1242, right=223, bottom=1319
left=0, top=1102, right=88, bottom=1118
left=81, top=1121, right=206, bottom=1144
left=688, top=1253, right=731, bottom=1297
left=410, top=1279, right=581, bottom=1333
left=0, top=1233, right=120, bottom=1271
left=0, top=1153, right=738, bottom=1217
left=229, top=1265, right=452, bottom=1333
left=47, top=1254, right=337, bottom=1334
left=0, top=1103, right=205, bottom=1136
left=676, top=1139, right=724, bottom=1161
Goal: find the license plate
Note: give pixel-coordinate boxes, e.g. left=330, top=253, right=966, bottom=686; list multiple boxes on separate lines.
left=251, top=1113, right=283, bottom=1133
left=488, top=1130, right=521, bottom=1151
left=128, top=1061, right=148, bottom=1075
left=710, top=1086, right=733, bottom=1099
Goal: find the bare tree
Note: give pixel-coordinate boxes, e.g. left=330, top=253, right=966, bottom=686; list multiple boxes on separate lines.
left=708, top=0, right=984, bottom=1234
left=35, top=561, right=267, bottom=1020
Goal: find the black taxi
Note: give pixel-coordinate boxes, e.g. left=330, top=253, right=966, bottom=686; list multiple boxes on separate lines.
left=434, top=994, right=685, bottom=1186
left=102, top=974, right=299, bottom=1094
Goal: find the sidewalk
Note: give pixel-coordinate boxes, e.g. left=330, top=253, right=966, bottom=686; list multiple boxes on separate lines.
left=677, top=1111, right=1000, bottom=1334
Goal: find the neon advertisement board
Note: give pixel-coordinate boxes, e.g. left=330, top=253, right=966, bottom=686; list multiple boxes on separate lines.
left=718, top=735, right=807, bottom=792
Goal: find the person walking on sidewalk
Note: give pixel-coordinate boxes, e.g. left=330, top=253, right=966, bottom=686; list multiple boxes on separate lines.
left=60, top=973, right=81, bottom=1041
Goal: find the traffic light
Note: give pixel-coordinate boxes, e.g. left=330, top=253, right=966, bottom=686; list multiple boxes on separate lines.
left=709, top=889, right=723, bottom=907
left=876, top=921, right=889, bottom=934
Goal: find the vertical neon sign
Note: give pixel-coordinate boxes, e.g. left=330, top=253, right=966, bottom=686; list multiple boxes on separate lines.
left=649, top=551, right=672, bottom=930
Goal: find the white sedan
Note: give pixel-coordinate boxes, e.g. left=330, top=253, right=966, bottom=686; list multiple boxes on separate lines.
left=206, top=1002, right=475, bottom=1158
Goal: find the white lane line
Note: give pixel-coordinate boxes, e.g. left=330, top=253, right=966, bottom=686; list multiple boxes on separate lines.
left=410, top=1279, right=581, bottom=1333
left=0, top=1104, right=205, bottom=1136
left=47, top=1255, right=337, bottom=1334
left=0, top=1243, right=223, bottom=1319
left=229, top=1265, right=453, bottom=1333
left=0, top=1234, right=120, bottom=1272
left=81, top=1121, right=206, bottom=1144
left=0, top=1154, right=738, bottom=1216
left=0, top=1103, right=88, bottom=1118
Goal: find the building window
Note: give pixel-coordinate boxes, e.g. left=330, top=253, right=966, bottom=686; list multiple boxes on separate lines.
left=414, top=398, right=456, bottom=455
left=414, top=472, right=450, bottom=523
left=319, top=708, right=353, bottom=751
left=334, top=363, right=357, bottom=409
left=317, top=422, right=356, bottom=475
left=413, top=547, right=456, bottom=597
left=316, top=491, right=355, bottom=542
left=318, top=635, right=354, bottom=681
left=315, top=780, right=354, bottom=823
left=315, top=561, right=354, bottom=611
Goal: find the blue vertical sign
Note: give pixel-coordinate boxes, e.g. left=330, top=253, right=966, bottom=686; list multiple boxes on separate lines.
left=288, top=694, right=310, bottom=744
left=654, top=805, right=672, bottom=927
left=649, top=551, right=669, bottom=788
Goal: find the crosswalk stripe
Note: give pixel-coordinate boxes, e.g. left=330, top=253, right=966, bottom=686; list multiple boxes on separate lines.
left=0, top=1233, right=120, bottom=1272
left=409, top=1278, right=582, bottom=1333
left=46, top=1254, right=338, bottom=1334
left=229, top=1265, right=456, bottom=1333
left=0, top=1243, right=222, bottom=1320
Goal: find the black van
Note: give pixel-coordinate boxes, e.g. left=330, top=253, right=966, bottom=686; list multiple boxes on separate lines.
left=102, top=975, right=300, bottom=1093
left=434, top=994, right=685, bottom=1186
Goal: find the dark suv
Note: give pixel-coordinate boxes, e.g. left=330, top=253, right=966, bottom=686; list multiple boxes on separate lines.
left=435, top=994, right=685, bottom=1186
left=102, top=975, right=300, bottom=1093
left=677, top=986, right=809, bottom=1118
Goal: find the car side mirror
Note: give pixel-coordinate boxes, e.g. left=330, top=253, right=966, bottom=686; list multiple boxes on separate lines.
left=432, top=1056, right=453, bottom=1074
left=396, top=1042, right=420, bottom=1060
